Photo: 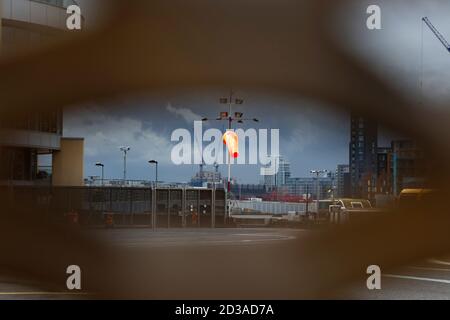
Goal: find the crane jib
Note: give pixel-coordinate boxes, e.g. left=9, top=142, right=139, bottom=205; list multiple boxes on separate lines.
left=422, top=16, right=450, bottom=52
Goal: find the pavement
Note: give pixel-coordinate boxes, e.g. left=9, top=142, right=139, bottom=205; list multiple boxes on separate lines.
left=338, top=257, right=450, bottom=299
left=0, top=227, right=449, bottom=299
left=86, top=227, right=301, bottom=248
left=0, top=277, right=89, bottom=300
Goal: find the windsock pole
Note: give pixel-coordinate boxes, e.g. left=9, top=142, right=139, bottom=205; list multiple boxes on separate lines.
left=227, top=90, right=233, bottom=220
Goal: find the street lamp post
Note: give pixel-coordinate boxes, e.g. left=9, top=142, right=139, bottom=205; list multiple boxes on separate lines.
left=148, top=160, right=158, bottom=230
left=305, top=183, right=309, bottom=215
left=148, top=160, right=158, bottom=188
left=310, top=169, right=328, bottom=221
left=201, top=90, right=259, bottom=221
left=95, top=162, right=104, bottom=186
left=119, top=146, right=130, bottom=186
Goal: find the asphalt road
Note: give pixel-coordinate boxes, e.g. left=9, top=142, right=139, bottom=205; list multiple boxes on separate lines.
left=338, top=257, right=450, bottom=299
left=88, top=227, right=301, bottom=248
left=0, top=227, right=449, bottom=299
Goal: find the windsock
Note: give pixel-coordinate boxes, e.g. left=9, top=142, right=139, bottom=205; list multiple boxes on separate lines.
left=223, top=130, right=239, bottom=158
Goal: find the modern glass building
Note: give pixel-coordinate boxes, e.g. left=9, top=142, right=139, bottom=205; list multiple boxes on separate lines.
left=263, top=156, right=291, bottom=189
left=286, top=176, right=335, bottom=200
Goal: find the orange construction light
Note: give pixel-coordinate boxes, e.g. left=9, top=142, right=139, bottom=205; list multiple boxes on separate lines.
left=223, top=130, right=239, bottom=158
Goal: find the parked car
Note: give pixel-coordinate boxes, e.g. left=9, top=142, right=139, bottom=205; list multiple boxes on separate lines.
left=329, top=198, right=380, bottom=224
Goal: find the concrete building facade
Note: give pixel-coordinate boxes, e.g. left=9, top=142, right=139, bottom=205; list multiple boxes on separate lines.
left=0, top=0, right=83, bottom=186
left=52, top=137, right=84, bottom=186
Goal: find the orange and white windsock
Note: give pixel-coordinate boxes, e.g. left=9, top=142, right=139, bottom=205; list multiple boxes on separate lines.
left=223, top=130, right=239, bottom=158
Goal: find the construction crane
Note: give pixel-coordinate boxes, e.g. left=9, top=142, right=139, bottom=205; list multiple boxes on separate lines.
left=422, top=17, right=450, bottom=52
left=419, top=17, right=450, bottom=107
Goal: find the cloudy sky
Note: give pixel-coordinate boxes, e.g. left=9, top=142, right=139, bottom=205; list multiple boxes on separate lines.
left=61, top=1, right=450, bottom=184
left=338, top=0, right=450, bottom=106
left=63, top=91, right=349, bottom=183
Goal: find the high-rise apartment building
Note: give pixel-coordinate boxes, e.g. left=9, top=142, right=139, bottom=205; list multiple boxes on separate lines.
left=349, top=114, right=378, bottom=199
left=391, top=140, right=426, bottom=195
left=376, top=147, right=393, bottom=195
left=336, top=164, right=350, bottom=198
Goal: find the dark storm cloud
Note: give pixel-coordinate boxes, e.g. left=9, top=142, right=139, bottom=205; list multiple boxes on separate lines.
left=64, top=89, right=350, bottom=183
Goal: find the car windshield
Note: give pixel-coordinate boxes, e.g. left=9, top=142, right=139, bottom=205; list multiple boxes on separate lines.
left=342, top=200, right=371, bottom=208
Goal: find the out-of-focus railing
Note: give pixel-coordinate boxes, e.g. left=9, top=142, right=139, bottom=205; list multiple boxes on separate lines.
left=1, top=0, right=84, bottom=31
left=31, top=0, right=79, bottom=9
left=84, top=178, right=194, bottom=189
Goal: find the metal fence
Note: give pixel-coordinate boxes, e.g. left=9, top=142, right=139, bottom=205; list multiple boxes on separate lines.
left=0, top=186, right=226, bottom=227
left=233, top=199, right=317, bottom=215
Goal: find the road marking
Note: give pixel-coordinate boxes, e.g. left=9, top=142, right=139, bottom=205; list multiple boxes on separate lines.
left=407, top=266, right=450, bottom=273
left=121, top=237, right=293, bottom=248
left=235, top=233, right=297, bottom=240
left=428, top=259, right=450, bottom=266
left=383, top=274, right=450, bottom=284
left=119, top=234, right=297, bottom=248
left=0, top=292, right=89, bottom=296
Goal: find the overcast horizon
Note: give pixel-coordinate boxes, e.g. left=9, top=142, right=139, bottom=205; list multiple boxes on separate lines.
left=60, top=0, right=450, bottom=184
left=62, top=91, right=350, bottom=184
